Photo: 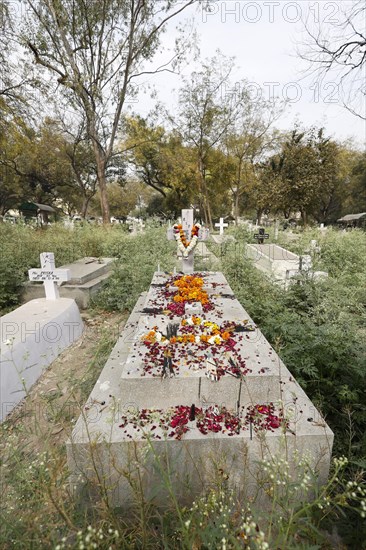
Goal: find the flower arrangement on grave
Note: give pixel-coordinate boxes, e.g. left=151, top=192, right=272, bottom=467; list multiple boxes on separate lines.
left=140, top=316, right=250, bottom=377
left=145, top=273, right=216, bottom=317
left=119, top=404, right=286, bottom=440
left=168, top=274, right=214, bottom=316
left=173, top=223, right=201, bottom=257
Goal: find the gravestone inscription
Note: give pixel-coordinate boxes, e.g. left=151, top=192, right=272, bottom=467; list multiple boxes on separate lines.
left=28, top=253, right=70, bottom=300
left=254, top=228, right=269, bottom=245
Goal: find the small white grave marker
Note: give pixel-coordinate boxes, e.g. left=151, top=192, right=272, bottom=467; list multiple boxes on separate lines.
left=274, top=219, right=280, bottom=241
left=28, top=252, right=70, bottom=300
left=215, top=217, right=228, bottom=235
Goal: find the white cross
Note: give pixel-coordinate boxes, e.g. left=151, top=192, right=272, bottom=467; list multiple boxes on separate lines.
left=138, top=219, right=145, bottom=232
left=215, top=217, right=228, bottom=235
left=28, top=252, right=71, bottom=300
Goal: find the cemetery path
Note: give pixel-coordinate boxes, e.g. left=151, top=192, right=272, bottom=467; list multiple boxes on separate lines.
left=0, top=310, right=127, bottom=455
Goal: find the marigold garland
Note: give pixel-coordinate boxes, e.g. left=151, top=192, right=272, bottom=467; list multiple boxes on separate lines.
left=173, top=223, right=201, bottom=257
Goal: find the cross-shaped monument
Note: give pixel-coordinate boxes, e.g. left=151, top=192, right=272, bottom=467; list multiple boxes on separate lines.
left=167, top=209, right=209, bottom=274
left=254, top=227, right=269, bottom=244
left=214, top=217, right=228, bottom=236
left=28, top=252, right=71, bottom=300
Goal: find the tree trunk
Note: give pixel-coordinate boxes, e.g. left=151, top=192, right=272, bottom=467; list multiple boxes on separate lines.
left=81, top=195, right=92, bottom=219
left=204, top=187, right=213, bottom=230
left=93, top=147, right=110, bottom=224
left=256, top=209, right=263, bottom=225
left=197, top=156, right=212, bottom=229
left=301, top=209, right=308, bottom=226
left=234, top=192, right=240, bottom=225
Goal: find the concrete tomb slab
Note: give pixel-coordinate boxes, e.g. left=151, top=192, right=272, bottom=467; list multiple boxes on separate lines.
left=23, top=257, right=115, bottom=308
left=67, top=271, right=333, bottom=507
left=1, top=298, right=83, bottom=422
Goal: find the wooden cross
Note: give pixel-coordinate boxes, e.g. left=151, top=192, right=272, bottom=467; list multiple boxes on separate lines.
left=215, top=217, right=228, bottom=235
left=167, top=209, right=209, bottom=274
left=28, top=252, right=70, bottom=300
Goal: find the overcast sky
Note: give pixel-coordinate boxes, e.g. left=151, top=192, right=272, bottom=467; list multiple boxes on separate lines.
left=131, top=0, right=366, bottom=147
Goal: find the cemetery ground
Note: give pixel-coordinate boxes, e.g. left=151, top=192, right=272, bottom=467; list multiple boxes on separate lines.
left=0, top=223, right=365, bottom=548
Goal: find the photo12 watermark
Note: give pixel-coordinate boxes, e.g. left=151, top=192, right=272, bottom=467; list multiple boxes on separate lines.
left=221, top=79, right=341, bottom=104
left=202, top=1, right=341, bottom=24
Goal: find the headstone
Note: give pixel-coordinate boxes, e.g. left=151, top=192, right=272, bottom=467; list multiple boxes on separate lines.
left=300, top=255, right=312, bottom=272
left=138, top=219, right=145, bottom=233
left=214, top=217, right=228, bottom=236
left=28, top=253, right=70, bottom=300
left=274, top=219, right=279, bottom=241
left=167, top=209, right=209, bottom=274
left=310, top=240, right=321, bottom=255
left=254, top=228, right=269, bottom=245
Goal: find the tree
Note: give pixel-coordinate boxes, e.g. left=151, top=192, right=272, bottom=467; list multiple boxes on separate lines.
left=299, top=1, right=366, bottom=119
left=222, top=87, right=282, bottom=224
left=260, top=127, right=348, bottom=225
left=92, top=179, right=154, bottom=217
left=311, top=131, right=343, bottom=223
left=23, top=0, right=198, bottom=223
left=124, top=116, right=196, bottom=214
left=60, top=118, right=99, bottom=218
left=0, top=124, right=27, bottom=215
left=175, top=53, right=239, bottom=228
left=343, top=151, right=366, bottom=214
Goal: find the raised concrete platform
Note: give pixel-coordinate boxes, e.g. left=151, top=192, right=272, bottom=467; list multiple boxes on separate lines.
left=67, top=272, right=333, bottom=507
left=118, top=273, right=280, bottom=409
left=246, top=244, right=300, bottom=281
left=1, top=298, right=83, bottom=422
left=22, top=257, right=115, bottom=308
left=246, top=244, right=328, bottom=286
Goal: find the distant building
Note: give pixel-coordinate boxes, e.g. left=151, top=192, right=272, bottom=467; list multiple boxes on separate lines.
left=19, top=202, right=56, bottom=225
left=337, top=212, right=366, bottom=228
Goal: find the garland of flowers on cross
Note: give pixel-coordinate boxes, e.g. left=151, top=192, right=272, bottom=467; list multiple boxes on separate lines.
left=167, top=208, right=209, bottom=274
left=173, top=222, right=201, bottom=257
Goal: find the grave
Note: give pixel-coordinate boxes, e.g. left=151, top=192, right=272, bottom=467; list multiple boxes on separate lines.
left=246, top=244, right=328, bottom=286
left=23, top=256, right=115, bottom=309
left=1, top=253, right=83, bottom=422
left=211, top=217, right=235, bottom=245
left=67, top=216, right=333, bottom=508
left=246, top=243, right=300, bottom=281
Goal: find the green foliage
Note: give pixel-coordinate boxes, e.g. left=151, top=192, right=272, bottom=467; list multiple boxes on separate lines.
left=93, top=227, right=176, bottom=311
left=0, top=224, right=129, bottom=313
left=223, top=228, right=366, bottom=463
